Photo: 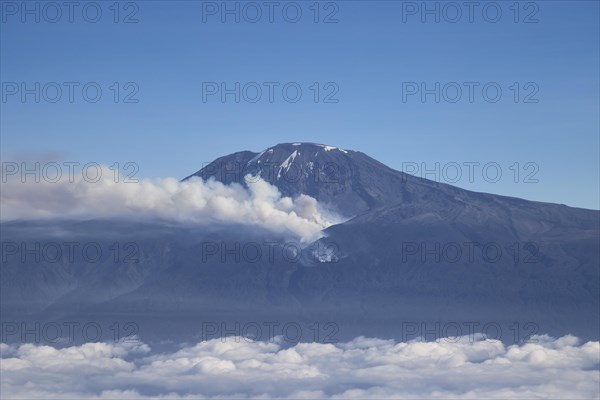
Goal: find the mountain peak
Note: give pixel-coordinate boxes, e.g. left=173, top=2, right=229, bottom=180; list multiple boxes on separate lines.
left=184, top=142, right=442, bottom=217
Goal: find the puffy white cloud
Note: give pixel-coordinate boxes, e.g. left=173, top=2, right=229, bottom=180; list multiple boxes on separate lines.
left=0, top=167, right=340, bottom=242
left=1, top=334, right=598, bottom=399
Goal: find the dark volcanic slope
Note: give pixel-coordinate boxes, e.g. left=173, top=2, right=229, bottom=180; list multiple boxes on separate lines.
left=183, top=142, right=600, bottom=339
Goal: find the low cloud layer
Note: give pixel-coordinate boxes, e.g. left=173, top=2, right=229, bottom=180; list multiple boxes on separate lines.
left=1, top=334, right=598, bottom=399
left=0, top=166, right=339, bottom=241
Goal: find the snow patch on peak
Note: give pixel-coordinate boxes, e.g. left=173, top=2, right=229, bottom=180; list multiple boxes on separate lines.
left=319, top=144, right=348, bottom=154
left=249, top=150, right=266, bottom=164
left=277, top=150, right=299, bottom=179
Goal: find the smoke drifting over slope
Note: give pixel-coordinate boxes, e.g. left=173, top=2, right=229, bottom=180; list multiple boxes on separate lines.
left=1, top=166, right=340, bottom=241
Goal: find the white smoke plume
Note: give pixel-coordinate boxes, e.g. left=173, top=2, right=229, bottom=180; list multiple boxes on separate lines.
left=0, top=166, right=340, bottom=242
left=1, top=334, right=598, bottom=399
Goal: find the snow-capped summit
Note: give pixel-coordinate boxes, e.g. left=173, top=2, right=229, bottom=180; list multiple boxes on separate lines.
left=184, top=142, right=448, bottom=216
left=246, top=143, right=352, bottom=182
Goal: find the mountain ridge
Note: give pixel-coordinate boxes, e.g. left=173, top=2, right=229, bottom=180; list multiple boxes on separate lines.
left=184, top=142, right=599, bottom=217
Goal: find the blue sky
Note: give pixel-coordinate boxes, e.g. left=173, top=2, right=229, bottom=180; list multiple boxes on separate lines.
left=1, top=0, right=598, bottom=209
